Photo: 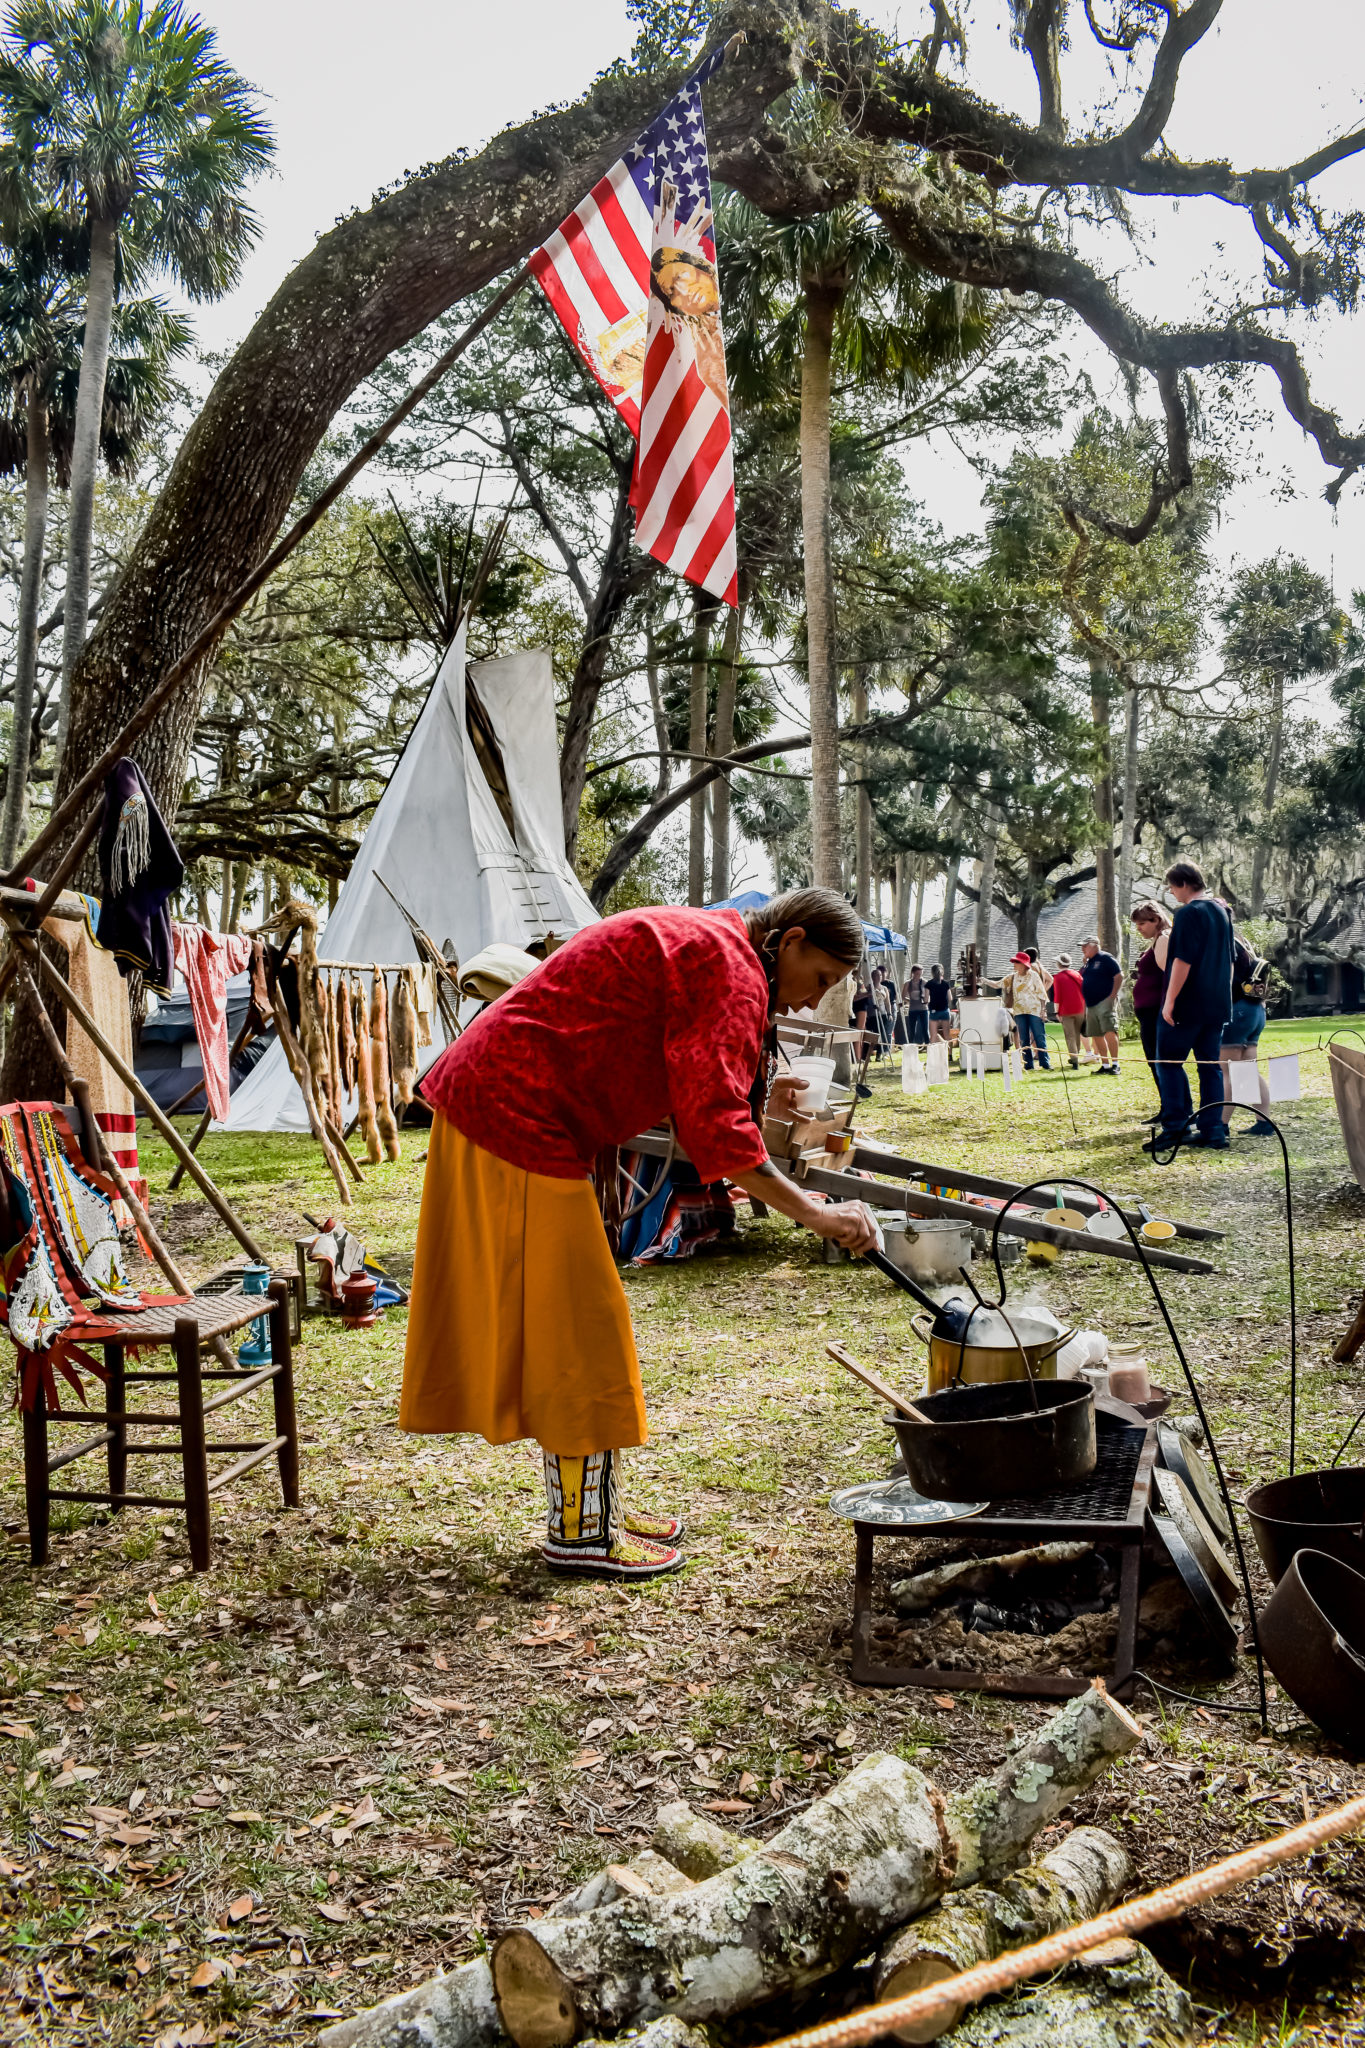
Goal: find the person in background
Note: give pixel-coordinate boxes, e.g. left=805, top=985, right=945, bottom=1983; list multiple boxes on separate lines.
left=1221, top=933, right=1276, bottom=1136
left=872, top=966, right=895, bottom=1054
left=926, top=963, right=954, bottom=1042
left=902, top=963, right=929, bottom=1044
left=851, top=974, right=876, bottom=1058
left=1129, top=902, right=1170, bottom=1101
left=1051, top=952, right=1086, bottom=1067
left=1080, top=935, right=1124, bottom=1075
left=1151, top=860, right=1234, bottom=1152
left=1004, top=949, right=1052, bottom=1070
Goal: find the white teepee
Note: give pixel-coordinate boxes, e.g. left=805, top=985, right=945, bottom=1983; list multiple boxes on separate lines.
left=222, top=628, right=598, bottom=1132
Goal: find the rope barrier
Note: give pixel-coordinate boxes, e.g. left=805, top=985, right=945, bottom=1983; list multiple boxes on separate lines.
left=762, top=1795, right=1365, bottom=2048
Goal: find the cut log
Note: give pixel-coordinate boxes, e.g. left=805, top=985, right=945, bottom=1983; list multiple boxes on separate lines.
left=942, top=1685, right=1142, bottom=1891
left=651, top=1800, right=755, bottom=1879
left=950, top=1938, right=1197, bottom=2048
left=491, top=1688, right=1141, bottom=2048
left=550, top=1849, right=695, bottom=1917
left=874, top=1826, right=1133, bottom=2042
left=319, top=1953, right=504, bottom=2048
left=891, top=1543, right=1094, bottom=1614
left=579, top=2024, right=709, bottom=2048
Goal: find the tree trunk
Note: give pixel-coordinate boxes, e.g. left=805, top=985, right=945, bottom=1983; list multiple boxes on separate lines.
left=559, top=465, right=640, bottom=860
left=687, top=593, right=718, bottom=905
left=228, top=862, right=251, bottom=933
left=220, top=860, right=233, bottom=934
left=894, top=853, right=909, bottom=937
left=491, top=1689, right=1140, bottom=2048
left=875, top=1827, right=1132, bottom=2042
left=57, top=210, right=119, bottom=775
left=710, top=595, right=745, bottom=900
left=801, top=281, right=843, bottom=889
left=1089, top=654, right=1118, bottom=956
left=911, top=858, right=927, bottom=963
left=653, top=1801, right=754, bottom=1880
left=644, top=613, right=671, bottom=806
left=1250, top=673, right=1284, bottom=915
left=0, top=377, right=51, bottom=870
left=853, top=677, right=872, bottom=914
left=973, top=804, right=999, bottom=968
left=1117, top=683, right=1140, bottom=970
left=939, top=854, right=960, bottom=976
left=949, top=1941, right=1196, bottom=2048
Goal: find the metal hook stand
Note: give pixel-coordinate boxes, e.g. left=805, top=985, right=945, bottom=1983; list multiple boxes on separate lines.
left=983, top=1170, right=1270, bottom=1733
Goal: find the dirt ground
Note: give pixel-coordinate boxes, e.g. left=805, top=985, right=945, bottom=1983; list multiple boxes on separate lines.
left=2, top=1013, right=1365, bottom=2047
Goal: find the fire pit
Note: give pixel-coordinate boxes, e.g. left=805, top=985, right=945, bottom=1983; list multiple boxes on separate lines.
left=837, top=1419, right=1159, bottom=1699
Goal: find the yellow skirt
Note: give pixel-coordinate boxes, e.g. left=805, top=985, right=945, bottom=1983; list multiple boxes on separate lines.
left=399, top=1114, right=647, bottom=1455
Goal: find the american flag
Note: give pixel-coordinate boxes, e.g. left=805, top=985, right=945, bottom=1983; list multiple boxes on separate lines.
left=530, top=46, right=738, bottom=607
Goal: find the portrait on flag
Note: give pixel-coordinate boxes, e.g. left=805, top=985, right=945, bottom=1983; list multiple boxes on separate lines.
left=530, top=44, right=737, bottom=607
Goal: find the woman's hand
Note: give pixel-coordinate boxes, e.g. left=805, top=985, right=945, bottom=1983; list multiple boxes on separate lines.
left=811, top=1200, right=882, bottom=1253
left=766, top=1073, right=811, bottom=1120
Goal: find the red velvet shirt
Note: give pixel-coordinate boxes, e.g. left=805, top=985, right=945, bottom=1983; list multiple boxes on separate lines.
left=423, top=907, right=771, bottom=1183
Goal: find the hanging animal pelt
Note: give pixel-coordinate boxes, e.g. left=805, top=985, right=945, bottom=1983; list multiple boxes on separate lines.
left=337, top=971, right=356, bottom=1097
left=321, top=968, right=343, bottom=1131
left=370, top=968, right=401, bottom=1161
left=391, top=968, right=420, bottom=1106
left=354, top=981, right=381, bottom=1164
left=262, top=900, right=332, bottom=1128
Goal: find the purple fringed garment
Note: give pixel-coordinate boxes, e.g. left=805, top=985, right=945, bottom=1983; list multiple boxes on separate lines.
left=95, top=760, right=185, bottom=996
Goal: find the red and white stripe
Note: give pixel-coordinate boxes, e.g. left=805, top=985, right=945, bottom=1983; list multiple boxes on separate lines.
left=633, top=304, right=737, bottom=606
left=530, top=161, right=652, bottom=435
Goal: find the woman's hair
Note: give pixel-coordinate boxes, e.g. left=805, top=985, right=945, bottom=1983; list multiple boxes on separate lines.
left=930, top=962, right=944, bottom=977
left=742, top=888, right=865, bottom=969
left=910, top=962, right=923, bottom=975
left=1131, top=898, right=1169, bottom=930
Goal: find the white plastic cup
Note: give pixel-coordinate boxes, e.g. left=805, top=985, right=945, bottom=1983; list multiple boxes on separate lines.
left=789, top=1055, right=836, bottom=1112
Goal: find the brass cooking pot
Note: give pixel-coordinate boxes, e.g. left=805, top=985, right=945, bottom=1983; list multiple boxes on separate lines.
left=911, top=1308, right=1072, bottom=1393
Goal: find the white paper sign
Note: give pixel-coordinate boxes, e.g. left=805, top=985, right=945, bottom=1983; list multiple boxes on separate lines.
left=1228, top=1060, right=1262, bottom=1106
left=1267, top=1054, right=1301, bottom=1103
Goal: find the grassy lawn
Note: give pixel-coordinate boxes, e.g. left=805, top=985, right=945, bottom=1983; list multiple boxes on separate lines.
left=1, top=1013, right=1364, bottom=2044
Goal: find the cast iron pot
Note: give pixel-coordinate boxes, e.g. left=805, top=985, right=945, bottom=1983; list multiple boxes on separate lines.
left=1244, top=1467, right=1365, bottom=1585
left=1259, top=1547, right=1365, bottom=1753
left=884, top=1378, right=1096, bottom=1502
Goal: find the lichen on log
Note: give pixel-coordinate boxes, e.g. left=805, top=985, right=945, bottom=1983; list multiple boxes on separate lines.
left=491, top=1688, right=1141, bottom=2048
left=652, top=1801, right=756, bottom=1879
left=578, top=2022, right=710, bottom=2048
left=948, top=1938, right=1197, bottom=2048
left=552, top=1848, right=696, bottom=1917
left=875, top=1826, right=1133, bottom=2042
left=942, top=1684, right=1142, bottom=1890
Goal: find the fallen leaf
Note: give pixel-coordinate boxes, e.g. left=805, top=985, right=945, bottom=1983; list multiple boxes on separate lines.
left=738, top=1771, right=760, bottom=1796
left=702, top=1799, right=749, bottom=1814
left=474, top=1615, right=496, bottom=1631
left=192, top=1790, right=222, bottom=1809
left=109, top=1824, right=157, bottom=1847
left=81, top=1623, right=100, bottom=1647
left=931, top=1695, right=957, bottom=1712
left=189, top=1958, right=224, bottom=1991
left=226, top=1810, right=263, bottom=1825
left=87, top=1805, right=128, bottom=1825
left=297, top=1671, right=327, bottom=1689
left=317, top=1901, right=350, bottom=1924
left=148, top=1593, right=161, bottom=1616
left=226, top=1892, right=254, bottom=1924
left=0, top=1720, right=35, bottom=1739
left=63, top=1693, right=84, bottom=1713
left=583, top=1718, right=613, bottom=1740
left=129, top=1786, right=147, bottom=1812
left=350, top=1793, right=381, bottom=1828
left=834, top=1725, right=856, bottom=1750
left=570, top=1750, right=605, bottom=1770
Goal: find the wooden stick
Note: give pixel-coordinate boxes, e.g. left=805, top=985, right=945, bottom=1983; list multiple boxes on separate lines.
left=5, top=264, right=535, bottom=891
left=764, top=1795, right=1365, bottom=2048
left=14, top=930, right=268, bottom=1262
left=269, top=987, right=353, bottom=1205
left=826, top=1341, right=932, bottom=1423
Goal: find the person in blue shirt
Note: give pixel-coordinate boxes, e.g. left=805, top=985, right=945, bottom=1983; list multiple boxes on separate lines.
left=1149, top=859, right=1234, bottom=1152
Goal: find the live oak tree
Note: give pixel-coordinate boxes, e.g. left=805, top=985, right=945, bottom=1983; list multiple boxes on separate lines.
left=20, top=0, right=1365, bottom=939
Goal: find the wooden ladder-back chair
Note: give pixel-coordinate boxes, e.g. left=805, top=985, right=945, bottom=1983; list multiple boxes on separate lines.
left=3, top=1100, right=298, bottom=1571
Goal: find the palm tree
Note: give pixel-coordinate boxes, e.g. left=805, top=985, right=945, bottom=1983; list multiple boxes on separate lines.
left=0, top=210, right=188, bottom=863
left=722, top=179, right=991, bottom=888
left=1219, top=556, right=1344, bottom=914
left=0, top=0, right=272, bottom=763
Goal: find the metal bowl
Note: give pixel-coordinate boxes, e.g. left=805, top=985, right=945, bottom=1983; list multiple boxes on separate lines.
left=1260, top=1548, right=1365, bottom=1752
left=1245, top=1467, right=1365, bottom=1585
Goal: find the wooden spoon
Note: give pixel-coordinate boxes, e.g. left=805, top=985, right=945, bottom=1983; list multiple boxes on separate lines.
left=826, top=1341, right=934, bottom=1425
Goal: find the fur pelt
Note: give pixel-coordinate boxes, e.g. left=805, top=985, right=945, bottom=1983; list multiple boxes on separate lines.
left=266, top=900, right=332, bottom=1130
left=391, top=968, right=420, bottom=1105
left=354, top=981, right=381, bottom=1164
left=337, top=971, right=356, bottom=1096
left=321, top=968, right=342, bottom=1130
left=370, top=969, right=401, bottom=1161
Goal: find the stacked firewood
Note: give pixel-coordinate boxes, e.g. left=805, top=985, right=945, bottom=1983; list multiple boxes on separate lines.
left=323, top=1686, right=1197, bottom=2048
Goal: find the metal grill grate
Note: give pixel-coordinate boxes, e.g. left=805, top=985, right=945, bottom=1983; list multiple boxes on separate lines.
left=970, top=1426, right=1145, bottom=1527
